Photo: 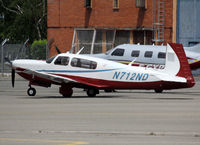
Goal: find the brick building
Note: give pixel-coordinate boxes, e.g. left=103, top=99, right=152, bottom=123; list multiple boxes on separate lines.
left=47, top=0, right=176, bottom=56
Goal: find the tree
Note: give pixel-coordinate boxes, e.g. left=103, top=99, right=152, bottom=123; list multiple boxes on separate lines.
left=0, top=0, right=47, bottom=43
left=30, top=39, right=47, bottom=60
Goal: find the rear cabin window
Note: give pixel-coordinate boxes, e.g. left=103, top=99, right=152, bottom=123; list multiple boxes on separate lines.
left=131, top=50, right=140, bottom=57
left=71, top=58, right=97, bottom=69
left=54, top=56, right=70, bottom=66
left=144, top=51, right=153, bottom=58
left=158, top=52, right=166, bottom=59
left=111, top=48, right=124, bottom=56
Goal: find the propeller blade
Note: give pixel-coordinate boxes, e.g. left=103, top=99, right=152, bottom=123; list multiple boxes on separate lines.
left=4, top=56, right=12, bottom=66
left=55, top=45, right=61, bottom=54
left=12, top=69, right=15, bottom=88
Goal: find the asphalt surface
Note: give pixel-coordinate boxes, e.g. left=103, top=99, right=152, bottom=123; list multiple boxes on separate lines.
left=0, top=76, right=200, bottom=145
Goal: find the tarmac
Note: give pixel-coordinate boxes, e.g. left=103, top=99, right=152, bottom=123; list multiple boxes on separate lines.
left=0, top=75, right=200, bottom=145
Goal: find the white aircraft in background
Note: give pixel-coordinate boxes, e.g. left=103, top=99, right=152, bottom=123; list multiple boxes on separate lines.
left=92, top=43, right=200, bottom=70
left=6, top=43, right=195, bottom=97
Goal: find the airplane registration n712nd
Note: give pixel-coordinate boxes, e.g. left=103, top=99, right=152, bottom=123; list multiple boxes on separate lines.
left=7, top=43, right=195, bottom=97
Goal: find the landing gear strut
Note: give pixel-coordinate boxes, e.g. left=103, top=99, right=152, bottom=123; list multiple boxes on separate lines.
left=27, top=87, right=36, bottom=96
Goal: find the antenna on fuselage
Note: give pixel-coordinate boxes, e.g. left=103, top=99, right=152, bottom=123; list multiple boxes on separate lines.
left=128, top=58, right=137, bottom=66
left=76, top=47, right=85, bottom=55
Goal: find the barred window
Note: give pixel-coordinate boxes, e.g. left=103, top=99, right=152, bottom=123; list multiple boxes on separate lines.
left=113, top=0, right=119, bottom=9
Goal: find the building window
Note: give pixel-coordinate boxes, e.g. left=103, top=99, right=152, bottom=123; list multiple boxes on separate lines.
left=158, top=52, right=166, bottom=59
left=136, top=0, right=146, bottom=8
left=131, top=50, right=140, bottom=57
left=71, top=29, right=153, bottom=54
left=111, top=48, right=124, bottom=56
left=144, top=51, right=153, bottom=58
left=72, top=29, right=115, bottom=54
left=113, top=0, right=119, bottom=9
left=84, top=0, right=92, bottom=8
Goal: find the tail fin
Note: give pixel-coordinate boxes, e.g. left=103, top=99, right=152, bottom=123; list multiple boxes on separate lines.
left=184, top=43, right=200, bottom=53
left=164, top=43, right=195, bottom=88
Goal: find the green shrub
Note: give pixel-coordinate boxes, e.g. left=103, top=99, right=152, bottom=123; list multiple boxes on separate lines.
left=30, top=40, right=47, bottom=59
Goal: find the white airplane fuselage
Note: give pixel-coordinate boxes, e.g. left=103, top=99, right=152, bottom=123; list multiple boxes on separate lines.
left=91, top=44, right=200, bottom=70
left=11, top=43, right=195, bottom=97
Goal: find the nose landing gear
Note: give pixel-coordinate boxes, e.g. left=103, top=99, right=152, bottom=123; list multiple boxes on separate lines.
left=27, top=87, right=36, bottom=96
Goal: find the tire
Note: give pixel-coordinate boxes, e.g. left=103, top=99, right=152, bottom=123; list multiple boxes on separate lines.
left=27, top=88, right=36, bottom=96
left=154, top=89, right=163, bottom=93
left=87, top=89, right=97, bottom=97
left=62, top=90, right=73, bottom=98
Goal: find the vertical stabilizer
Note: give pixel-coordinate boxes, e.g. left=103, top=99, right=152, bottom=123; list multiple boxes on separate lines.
left=165, top=43, right=195, bottom=88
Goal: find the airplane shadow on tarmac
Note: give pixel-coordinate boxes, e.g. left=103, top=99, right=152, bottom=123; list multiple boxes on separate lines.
left=19, top=90, right=199, bottom=100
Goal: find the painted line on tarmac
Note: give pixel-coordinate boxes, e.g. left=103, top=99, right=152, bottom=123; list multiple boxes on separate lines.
left=0, top=138, right=88, bottom=145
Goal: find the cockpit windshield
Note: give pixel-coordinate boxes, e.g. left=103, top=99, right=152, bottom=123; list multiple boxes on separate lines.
left=46, top=56, right=56, bottom=63
left=105, top=49, right=113, bottom=55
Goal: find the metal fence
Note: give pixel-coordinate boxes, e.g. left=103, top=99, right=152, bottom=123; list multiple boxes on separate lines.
left=0, top=40, right=30, bottom=74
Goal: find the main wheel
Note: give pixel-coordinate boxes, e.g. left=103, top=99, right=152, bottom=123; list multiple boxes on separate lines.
left=59, top=86, right=73, bottom=98
left=87, top=89, right=98, bottom=97
left=154, top=89, right=163, bottom=93
left=62, top=90, right=73, bottom=98
left=27, top=87, right=36, bottom=96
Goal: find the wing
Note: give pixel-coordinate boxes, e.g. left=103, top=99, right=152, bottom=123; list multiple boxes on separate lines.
left=21, top=69, right=108, bottom=88
left=21, top=69, right=78, bottom=84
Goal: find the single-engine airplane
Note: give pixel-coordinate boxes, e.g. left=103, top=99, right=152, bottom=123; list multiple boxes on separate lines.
left=92, top=43, right=200, bottom=70
left=6, top=43, right=195, bottom=97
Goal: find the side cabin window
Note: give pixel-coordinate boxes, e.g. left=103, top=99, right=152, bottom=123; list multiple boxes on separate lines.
left=158, top=52, right=166, bottom=59
left=111, top=48, right=124, bottom=56
left=144, top=51, right=153, bottom=58
left=71, top=58, right=97, bottom=69
left=54, top=56, right=70, bottom=66
left=131, top=50, right=140, bottom=57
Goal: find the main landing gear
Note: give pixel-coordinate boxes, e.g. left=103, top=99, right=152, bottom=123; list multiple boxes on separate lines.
left=26, top=84, right=100, bottom=97
left=154, top=89, right=163, bottom=93
left=86, top=89, right=99, bottom=97
left=27, top=86, right=36, bottom=96
left=59, top=85, right=73, bottom=97
left=59, top=85, right=99, bottom=97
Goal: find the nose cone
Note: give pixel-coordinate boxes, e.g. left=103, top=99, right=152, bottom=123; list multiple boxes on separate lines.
left=12, top=60, right=26, bottom=71
left=12, top=60, right=21, bottom=68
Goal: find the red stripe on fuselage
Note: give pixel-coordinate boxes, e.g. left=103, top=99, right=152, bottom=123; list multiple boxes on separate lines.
left=52, top=73, right=191, bottom=90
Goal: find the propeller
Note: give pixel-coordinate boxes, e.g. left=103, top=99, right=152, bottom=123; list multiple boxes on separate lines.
left=4, top=56, right=15, bottom=88
left=12, top=69, right=15, bottom=88
left=55, top=45, right=61, bottom=54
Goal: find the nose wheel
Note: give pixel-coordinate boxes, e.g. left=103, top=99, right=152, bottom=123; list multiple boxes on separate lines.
left=27, top=87, right=36, bottom=96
